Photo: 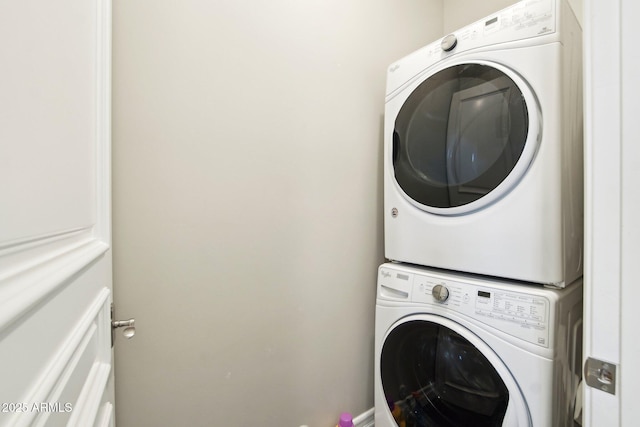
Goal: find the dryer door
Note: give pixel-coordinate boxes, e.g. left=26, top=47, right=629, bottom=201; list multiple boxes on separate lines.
left=380, top=315, right=531, bottom=427
left=392, top=62, right=539, bottom=215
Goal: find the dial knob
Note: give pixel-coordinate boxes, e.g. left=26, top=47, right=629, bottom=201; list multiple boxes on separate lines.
left=432, top=284, right=450, bottom=302
left=441, top=34, right=458, bottom=52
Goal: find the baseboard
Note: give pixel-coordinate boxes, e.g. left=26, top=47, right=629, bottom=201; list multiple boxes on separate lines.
left=353, top=408, right=374, bottom=427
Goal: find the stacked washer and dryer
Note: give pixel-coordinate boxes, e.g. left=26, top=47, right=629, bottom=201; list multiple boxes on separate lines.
left=374, top=0, right=584, bottom=426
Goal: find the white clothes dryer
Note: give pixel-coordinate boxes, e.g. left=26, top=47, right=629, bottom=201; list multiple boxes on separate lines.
left=384, top=0, right=583, bottom=287
left=374, top=263, right=583, bottom=427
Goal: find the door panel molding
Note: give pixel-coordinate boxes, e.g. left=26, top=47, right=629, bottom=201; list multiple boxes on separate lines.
left=68, top=362, right=112, bottom=427
left=3, top=288, right=111, bottom=427
left=94, top=0, right=113, bottom=245
left=0, top=239, right=109, bottom=334
left=0, top=227, right=96, bottom=287
left=95, top=402, right=114, bottom=427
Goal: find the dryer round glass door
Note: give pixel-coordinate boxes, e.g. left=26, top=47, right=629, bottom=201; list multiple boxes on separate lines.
left=392, top=62, right=540, bottom=215
left=380, top=316, right=530, bottom=427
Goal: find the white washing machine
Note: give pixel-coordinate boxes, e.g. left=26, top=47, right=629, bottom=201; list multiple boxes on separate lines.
left=384, top=0, right=583, bottom=287
left=374, top=263, right=583, bottom=427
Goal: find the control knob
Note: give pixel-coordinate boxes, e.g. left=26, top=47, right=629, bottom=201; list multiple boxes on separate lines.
left=441, top=34, right=458, bottom=52
left=432, top=284, right=450, bottom=303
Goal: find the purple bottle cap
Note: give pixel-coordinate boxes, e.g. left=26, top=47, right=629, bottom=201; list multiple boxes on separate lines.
left=339, top=412, right=354, bottom=427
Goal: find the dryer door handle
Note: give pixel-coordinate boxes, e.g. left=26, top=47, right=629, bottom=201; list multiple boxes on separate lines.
left=392, top=131, right=400, bottom=163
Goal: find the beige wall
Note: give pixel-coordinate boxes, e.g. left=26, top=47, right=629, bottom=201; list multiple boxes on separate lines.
left=112, top=1, right=442, bottom=426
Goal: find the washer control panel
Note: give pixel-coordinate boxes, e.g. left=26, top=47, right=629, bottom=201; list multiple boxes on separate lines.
left=418, top=275, right=549, bottom=347
left=379, top=265, right=551, bottom=348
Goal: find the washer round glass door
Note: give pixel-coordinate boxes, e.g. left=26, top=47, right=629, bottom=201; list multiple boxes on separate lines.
left=380, top=315, right=530, bottom=427
left=392, top=62, right=540, bottom=215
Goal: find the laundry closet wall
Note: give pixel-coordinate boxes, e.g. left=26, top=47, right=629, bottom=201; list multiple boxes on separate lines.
left=112, top=1, right=442, bottom=426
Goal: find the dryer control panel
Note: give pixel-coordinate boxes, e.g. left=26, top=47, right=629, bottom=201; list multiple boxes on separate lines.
left=434, top=0, right=556, bottom=56
left=386, top=0, right=558, bottom=98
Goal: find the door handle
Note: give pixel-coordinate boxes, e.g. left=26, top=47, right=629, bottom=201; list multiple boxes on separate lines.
left=110, top=304, right=135, bottom=346
left=112, top=318, right=136, bottom=339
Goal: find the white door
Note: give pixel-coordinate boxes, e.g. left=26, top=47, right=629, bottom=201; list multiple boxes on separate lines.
left=0, top=0, right=114, bottom=426
left=583, top=0, right=640, bottom=425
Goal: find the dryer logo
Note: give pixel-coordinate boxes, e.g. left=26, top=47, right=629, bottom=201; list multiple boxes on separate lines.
left=538, top=26, right=553, bottom=35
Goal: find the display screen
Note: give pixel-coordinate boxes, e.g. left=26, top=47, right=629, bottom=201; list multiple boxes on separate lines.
left=478, top=291, right=491, bottom=298
left=485, top=17, right=498, bottom=26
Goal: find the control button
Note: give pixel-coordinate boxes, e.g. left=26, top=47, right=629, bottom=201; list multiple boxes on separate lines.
left=441, top=34, right=458, bottom=52
left=432, top=284, right=450, bottom=303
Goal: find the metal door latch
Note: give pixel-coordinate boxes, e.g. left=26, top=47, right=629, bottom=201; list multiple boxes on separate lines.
left=584, top=357, right=617, bottom=395
left=112, top=318, right=136, bottom=338
left=111, top=304, right=136, bottom=346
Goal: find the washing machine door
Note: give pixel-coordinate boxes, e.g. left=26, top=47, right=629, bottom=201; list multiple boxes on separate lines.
left=380, top=315, right=531, bottom=427
left=392, top=62, right=539, bottom=215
